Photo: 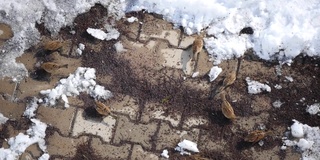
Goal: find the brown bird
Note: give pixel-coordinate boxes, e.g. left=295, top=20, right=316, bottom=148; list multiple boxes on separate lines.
left=40, top=62, right=68, bottom=73
left=213, top=70, right=237, bottom=97
left=244, top=130, right=272, bottom=143
left=95, top=100, right=111, bottom=116
left=222, top=70, right=237, bottom=87
left=44, top=40, right=63, bottom=51
left=192, top=36, right=203, bottom=62
left=220, top=92, right=236, bottom=120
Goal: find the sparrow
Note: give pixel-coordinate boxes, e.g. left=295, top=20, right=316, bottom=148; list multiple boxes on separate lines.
left=40, top=62, right=68, bottom=74
left=220, top=92, right=236, bottom=120
left=95, top=100, right=111, bottom=116
left=244, top=130, right=272, bottom=143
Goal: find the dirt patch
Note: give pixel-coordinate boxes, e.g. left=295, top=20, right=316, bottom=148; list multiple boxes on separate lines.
left=71, top=141, right=103, bottom=160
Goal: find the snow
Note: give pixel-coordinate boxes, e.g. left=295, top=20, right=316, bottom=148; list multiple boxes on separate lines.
left=285, top=76, right=294, bottom=82
left=208, top=66, right=222, bottom=82
left=291, top=120, right=305, bottom=138
left=76, top=43, right=85, bottom=55
left=272, top=100, right=283, bottom=108
left=175, top=139, right=199, bottom=155
left=78, top=43, right=85, bottom=50
left=38, top=153, right=50, bottom=160
left=87, top=26, right=120, bottom=41
left=87, top=28, right=108, bottom=40
left=282, top=120, right=320, bottom=159
left=127, top=16, right=137, bottom=23
left=0, top=113, right=9, bottom=124
left=192, top=72, right=199, bottom=78
left=161, top=149, right=169, bottom=158
left=0, top=119, right=48, bottom=160
left=23, top=97, right=39, bottom=118
left=306, top=103, right=320, bottom=115
left=40, top=67, right=113, bottom=107
left=128, top=0, right=320, bottom=64
left=114, top=41, right=127, bottom=53
left=274, top=84, right=282, bottom=90
left=246, top=77, right=271, bottom=94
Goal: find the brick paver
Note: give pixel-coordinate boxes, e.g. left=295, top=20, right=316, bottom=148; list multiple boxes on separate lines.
left=72, top=109, right=116, bottom=142
left=46, top=132, right=88, bottom=157
left=113, top=115, right=158, bottom=150
left=91, top=138, right=131, bottom=159
left=37, top=106, right=76, bottom=136
left=131, top=144, right=159, bottom=160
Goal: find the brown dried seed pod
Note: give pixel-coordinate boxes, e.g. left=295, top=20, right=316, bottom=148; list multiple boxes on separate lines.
left=40, top=62, right=68, bottom=73
left=44, top=40, right=63, bottom=51
left=244, top=130, right=272, bottom=143
left=192, top=36, right=203, bottom=61
left=221, top=99, right=236, bottom=120
left=95, top=101, right=111, bottom=116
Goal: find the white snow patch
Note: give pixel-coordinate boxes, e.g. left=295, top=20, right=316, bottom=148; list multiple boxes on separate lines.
left=76, top=43, right=85, bottom=55
left=0, top=119, right=48, bottom=159
left=291, top=120, right=304, bottom=138
left=306, top=103, right=320, bottom=115
left=127, top=16, right=137, bottom=23
left=274, top=84, right=282, bottom=89
left=0, top=113, right=9, bottom=125
left=38, top=153, right=50, bottom=160
left=23, top=97, right=39, bottom=118
left=78, top=43, right=85, bottom=50
left=87, top=28, right=108, bottom=40
left=285, top=76, right=294, bottom=82
left=175, top=139, right=199, bottom=155
left=40, top=67, right=112, bottom=107
left=282, top=120, right=320, bottom=159
left=192, top=72, right=199, bottom=78
left=161, top=149, right=169, bottom=158
left=114, top=41, right=127, bottom=53
left=246, top=77, right=271, bottom=94
left=86, top=27, right=120, bottom=41
left=272, top=100, right=284, bottom=108
left=208, top=66, right=222, bottom=82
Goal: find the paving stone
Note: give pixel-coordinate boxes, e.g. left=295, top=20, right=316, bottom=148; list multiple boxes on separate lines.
left=251, top=146, right=281, bottom=160
left=91, top=138, right=131, bottom=159
left=179, top=36, right=195, bottom=49
left=72, top=109, right=116, bottom=142
left=110, top=95, right=139, bottom=121
left=0, top=99, right=25, bottom=120
left=140, top=14, right=174, bottom=42
left=37, top=106, right=76, bottom=136
left=0, top=78, right=15, bottom=98
left=161, top=48, right=193, bottom=75
left=131, top=144, right=159, bottom=160
left=156, top=122, right=199, bottom=151
left=25, top=144, right=42, bottom=158
left=148, top=30, right=180, bottom=46
left=182, top=116, right=209, bottom=129
left=141, top=102, right=181, bottom=127
left=47, top=131, right=88, bottom=157
left=19, top=152, right=33, bottom=160
left=113, top=115, right=157, bottom=150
